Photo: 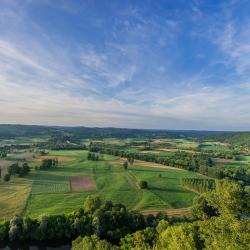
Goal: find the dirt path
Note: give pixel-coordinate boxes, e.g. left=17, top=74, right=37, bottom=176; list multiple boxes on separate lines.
left=141, top=207, right=191, bottom=217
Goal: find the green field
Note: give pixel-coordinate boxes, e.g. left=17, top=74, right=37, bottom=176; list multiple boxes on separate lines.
left=12, top=150, right=198, bottom=218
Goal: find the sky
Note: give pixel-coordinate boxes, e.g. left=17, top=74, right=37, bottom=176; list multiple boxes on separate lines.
left=0, top=0, right=250, bottom=131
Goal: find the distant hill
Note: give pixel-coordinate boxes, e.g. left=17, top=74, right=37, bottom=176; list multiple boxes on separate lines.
left=205, top=132, right=250, bottom=147
left=0, top=124, right=223, bottom=139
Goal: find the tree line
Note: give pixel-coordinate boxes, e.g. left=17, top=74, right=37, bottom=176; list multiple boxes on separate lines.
left=1, top=163, right=30, bottom=182
left=182, top=178, right=215, bottom=193
left=39, top=158, right=58, bottom=170
left=89, top=143, right=213, bottom=173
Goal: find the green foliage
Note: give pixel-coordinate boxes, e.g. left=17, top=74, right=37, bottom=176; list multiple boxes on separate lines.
left=88, top=152, right=100, bottom=161
left=120, top=227, right=155, bottom=250
left=199, top=214, right=250, bottom=250
left=123, top=161, right=128, bottom=170
left=6, top=162, right=30, bottom=177
left=3, top=173, right=11, bottom=182
left=156, top=223, right=200, bottom=250
left=84, top=195, right=102, bottom=213
left=0, top=221, right=9, bottom=241
left=8, top=215, right=22, bottom=241
left=0, top=151, right=7, bottom=158
left=156, top=219, right=169, bottom=234
left=139, top=180, right=148, bottom=189
left=72, top=235, right=118, bottom=250
left=191, top=180, right=248, bottom=219
left=40, top=158, right=58, bottom=170
left=191, top=194, right=218, bottom=220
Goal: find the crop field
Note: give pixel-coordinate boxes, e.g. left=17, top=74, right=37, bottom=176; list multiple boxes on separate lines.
left=2, top=136, right=248, bottom=220
left=0, top=177, right=32, bottom=220
left=199, top=141, right=231, bottom=152
left=0, top=149, right=196, bottom=218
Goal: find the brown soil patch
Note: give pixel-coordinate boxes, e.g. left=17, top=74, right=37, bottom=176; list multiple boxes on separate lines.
left=140, top=150, right=160, bottom=154
left=38, top=156, right=77, bottom=162
left=109, top=158, right=183, bottom=171
left=141, top=207, right=191, bottom=217
left=70, top=176, right=96, bottom=192
left=213, top=158, right=237, bottom=163
left=134, top=160, right=183, bottom=171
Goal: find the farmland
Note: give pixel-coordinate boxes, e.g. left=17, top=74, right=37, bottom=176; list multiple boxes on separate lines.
left=0, top=126, right=249, bottom=222
left=22, top=150, right=198, bottom=218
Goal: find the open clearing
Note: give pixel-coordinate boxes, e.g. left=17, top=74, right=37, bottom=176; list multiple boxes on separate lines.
left=70, top=176, right=96, bottom=192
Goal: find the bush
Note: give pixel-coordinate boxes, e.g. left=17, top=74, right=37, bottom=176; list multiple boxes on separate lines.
left=72, top=235, right=117, bottom=250
left=139, top=181, right=148, bottom=189
left=4, top=173, right=11, bottom=182
left=84, top=195, right=102, bottom=213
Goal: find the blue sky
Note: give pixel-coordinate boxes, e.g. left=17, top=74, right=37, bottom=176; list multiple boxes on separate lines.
left=0, top=0, right=250, bottom=130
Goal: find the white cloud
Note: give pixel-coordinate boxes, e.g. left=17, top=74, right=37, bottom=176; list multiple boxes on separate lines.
left=80, top=45, right=137, bottom=87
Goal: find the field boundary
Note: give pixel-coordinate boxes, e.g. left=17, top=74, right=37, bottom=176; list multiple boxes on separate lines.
left=109, top=158, right=184, bottom=171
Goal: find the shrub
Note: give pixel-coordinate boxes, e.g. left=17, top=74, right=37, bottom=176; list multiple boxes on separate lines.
left=139, top=181, right=148, bottom=189
left=84, top=195, right=102, bottom=213
left=4, top=173, right=11, bottom=182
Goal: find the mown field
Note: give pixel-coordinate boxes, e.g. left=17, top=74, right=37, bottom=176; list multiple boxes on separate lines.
left=0, top=149, right=199, bottom=219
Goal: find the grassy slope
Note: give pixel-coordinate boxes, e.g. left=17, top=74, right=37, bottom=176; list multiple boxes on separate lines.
left=23, top=150, right=198, bottom=218
left=0, top=177, right=32, bottom=220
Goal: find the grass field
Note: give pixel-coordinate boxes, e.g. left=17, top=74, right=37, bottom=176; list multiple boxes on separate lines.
left=0, top=150, right=199, bottom=219
left=22, top=150, right=198, bottom=218
left=0, top=177, right=32, bottom=220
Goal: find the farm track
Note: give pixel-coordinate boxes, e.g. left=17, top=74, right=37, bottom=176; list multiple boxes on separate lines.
left=141, top=207, right=191, bottom=217
left=124, top=171, right=144, bottom=210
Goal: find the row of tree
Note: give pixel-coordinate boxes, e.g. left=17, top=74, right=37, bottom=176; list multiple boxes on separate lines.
left=182, top=178, right=215, bottom=193
left=89, top=143, right=213, bottom=173
left=87, top=152, right=100, bottom=161
left=39, top=158, right=58, bottom=170
left=1, top=163, right=30, bottom=182
left=206, top=165, right=250, bottom=184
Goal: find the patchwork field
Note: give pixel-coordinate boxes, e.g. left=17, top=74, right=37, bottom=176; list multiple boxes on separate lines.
left=70, top=176, right=96, bottom=191
left=0, top=150, right=196, bottom=218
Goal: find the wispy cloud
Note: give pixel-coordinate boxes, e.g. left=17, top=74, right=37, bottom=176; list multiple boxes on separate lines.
left=0, top=0, right=250, bottom=130
left=80, top=45, right=137, bottom=87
